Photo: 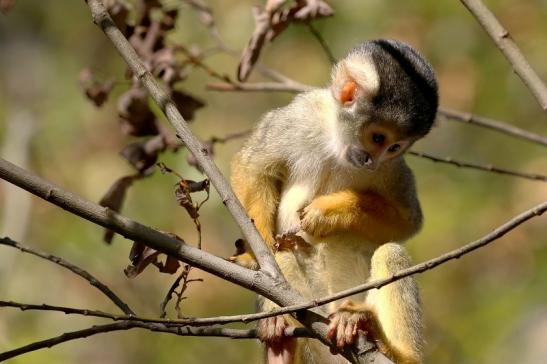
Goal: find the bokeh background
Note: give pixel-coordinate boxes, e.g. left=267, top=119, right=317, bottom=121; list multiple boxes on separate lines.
left=1, top=1, right=547, bottom=363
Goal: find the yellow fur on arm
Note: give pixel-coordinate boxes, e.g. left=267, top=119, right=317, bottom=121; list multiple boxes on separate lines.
left=300, top=189, right=419, bottom=243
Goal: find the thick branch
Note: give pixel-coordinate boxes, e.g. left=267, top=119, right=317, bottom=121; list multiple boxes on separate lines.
left=460, top=0, right=547, bottom=113
left=85, top=0, right=282, bottom=280
left=0, top=158, right=273, bottom=301
left=0, top=237, right=134, bottom=316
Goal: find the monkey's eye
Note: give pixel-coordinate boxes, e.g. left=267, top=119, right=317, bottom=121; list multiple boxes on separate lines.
left=372, top=133, right=385, bottom=144
left=387, top=144, right=401, bottom=153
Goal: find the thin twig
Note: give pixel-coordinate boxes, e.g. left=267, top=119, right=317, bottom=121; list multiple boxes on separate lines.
left=408, top=150, right=547, bottom=182
left=438, top=107, right=547, bottom=147
left=0, top=300, right=126, bottom=320
left=210, top=130, right=250, bottom=144
left=0, top=320, right=312, bottom=362
left=0, top=237, right=135, bottom=316
left=307, top=23, right=336, bottom=64
left=460, top=0, right=547, bottom=113
left=159, top=269, right=186, bottom=318
left=207, top=81, right=310, bottom=93
left=209, top=79, right=547, bottom=149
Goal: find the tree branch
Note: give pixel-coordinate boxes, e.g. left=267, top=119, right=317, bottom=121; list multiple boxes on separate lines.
left=459, top=0, right=547, bottom=113
left=0, top=237, right=134, bottom=316
left=0, top=158, right=273, bottom=301
left=85, top=0, right=283, bottom=280
left=210, top=128, right=547, bottom=183
left=0, top=320, right=312, bottom=362
left=408, top=151, right=547, bottom=182
left=0, top=157, right=385, bottom=363
left=83, top=2, right=391, bottom=362
left=3, top=197, right=543, bottom=363
left=438, top=107, right=547, bottom=147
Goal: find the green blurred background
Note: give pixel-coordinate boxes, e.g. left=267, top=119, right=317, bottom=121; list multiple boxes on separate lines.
left=1, top=1, right=546, bottom=363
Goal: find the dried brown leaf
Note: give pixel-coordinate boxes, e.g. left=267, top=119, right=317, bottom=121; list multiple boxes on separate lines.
left=175, top=181, right=199, bottom=220
left=237, top=0, right=333, bottom=81
left=0, top=0, right=15, bottom=14
left=99, top=174, right=140, bottom=243
left=117, top=87, right=158, bottom=136
left=172, top=90, right=205, bottom=121
left=151, top=48, right=188, bottom=85
left=104, top=0, right=131, bottom=35
left=78, top=68, right=115, bottom=107
left=125, top=233, right=184, bottom=278
left=121, top=135, right=166, bottom=173
left=124, top=248, right=161, bottom=278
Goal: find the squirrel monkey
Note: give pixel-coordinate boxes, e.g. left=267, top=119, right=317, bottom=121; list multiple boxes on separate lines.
left=231, top=40, right=438, bottom=364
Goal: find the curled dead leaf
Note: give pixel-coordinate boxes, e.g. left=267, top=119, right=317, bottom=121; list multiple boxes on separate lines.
left=121, top=135, right=166, bottom=174
left=125, top=234, right=184, bottom=278
left=78, top=68, right=115, bottom=107
left=99, top=174, right=141, bottom=244
left=0, top=0, right=15, bottom=14
left=117, top=87, right=158, bottom=136
left=172, top=90, right=205, bottom=121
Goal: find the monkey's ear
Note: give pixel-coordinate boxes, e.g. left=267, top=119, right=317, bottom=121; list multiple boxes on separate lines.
left=340, top=80, right=357, bottom=105
left=331, top=57, right=379, bottom=106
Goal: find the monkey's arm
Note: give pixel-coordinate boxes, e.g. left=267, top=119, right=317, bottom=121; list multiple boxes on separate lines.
left=300, top=160, right=421, bottom=243
left=300, top=188, right=420, bottom=244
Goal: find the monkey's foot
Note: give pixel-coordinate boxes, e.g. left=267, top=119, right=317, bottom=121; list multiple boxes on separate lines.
left=259, top=316, right=297, bottom=364
left=328, top=300, right=370, bottom=350
left=228, top=251, right=259, bottom=270
left=257, top=315, right=292, bottom=344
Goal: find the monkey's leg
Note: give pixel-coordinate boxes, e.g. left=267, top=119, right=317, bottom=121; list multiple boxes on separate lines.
left=300, top=189, right=418, bottom=243
left=328, top=243, right=422, bottom=364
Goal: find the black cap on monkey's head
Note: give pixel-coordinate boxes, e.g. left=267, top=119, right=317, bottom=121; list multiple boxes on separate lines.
left=332, top=39, right=438, bottom=138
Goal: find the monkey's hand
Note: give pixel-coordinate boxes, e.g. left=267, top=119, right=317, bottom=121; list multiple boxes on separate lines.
left=300, top=189, right=419, bottom=243
left=299, top=194, right=352, bottom=237
left=328, top=300, right=372, bottom=350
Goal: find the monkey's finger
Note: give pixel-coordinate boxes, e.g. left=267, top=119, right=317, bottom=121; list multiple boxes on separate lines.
left=345, top=320, right=356, bottom=346
left=327, top=315, right=340, bottom=342
left=274, top=316, right=286, bottom=340
left=336, top=317, right=349, bottom=348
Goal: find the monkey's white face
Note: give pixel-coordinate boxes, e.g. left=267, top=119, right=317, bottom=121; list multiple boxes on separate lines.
left=340, top=121, right=413, bottom=171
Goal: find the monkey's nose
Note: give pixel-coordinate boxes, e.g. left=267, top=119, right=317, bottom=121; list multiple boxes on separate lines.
left=346, top=146, right=374, bottom=169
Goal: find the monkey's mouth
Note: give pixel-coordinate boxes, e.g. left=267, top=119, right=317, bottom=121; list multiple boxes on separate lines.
left=345, top=145, right=377, bottom=170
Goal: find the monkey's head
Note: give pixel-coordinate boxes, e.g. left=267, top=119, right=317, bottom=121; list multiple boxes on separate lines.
left=330, top=39, right=438, bottom=170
